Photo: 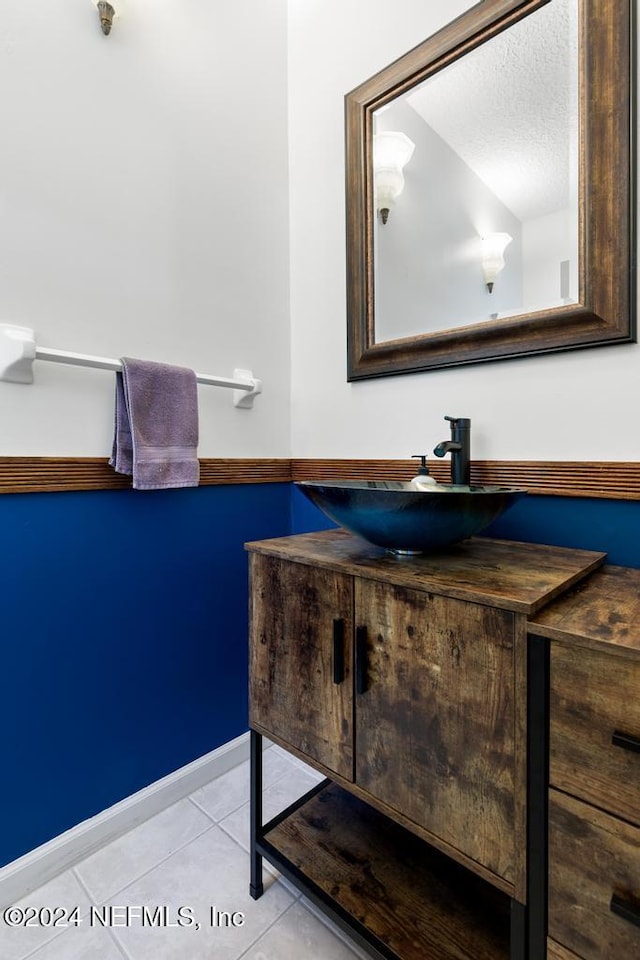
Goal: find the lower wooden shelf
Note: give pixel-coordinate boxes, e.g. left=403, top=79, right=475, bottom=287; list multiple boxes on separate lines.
left=257, top=781, right=511, bottom=960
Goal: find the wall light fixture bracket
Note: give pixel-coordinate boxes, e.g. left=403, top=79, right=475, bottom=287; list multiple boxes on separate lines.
left=97, top=1, right=115, bottom=36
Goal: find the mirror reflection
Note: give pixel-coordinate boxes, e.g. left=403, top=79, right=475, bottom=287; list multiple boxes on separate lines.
left=372, top=0, right=579, bottom=343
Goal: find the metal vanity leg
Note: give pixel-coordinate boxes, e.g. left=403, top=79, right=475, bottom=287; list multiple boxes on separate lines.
left=509, top=634, right=549, bottom=960
left=526, top=633, right=550, bottom=960
left=510, top=899, right=526, bottom=960
left=250, top=729, right=264, bottom=899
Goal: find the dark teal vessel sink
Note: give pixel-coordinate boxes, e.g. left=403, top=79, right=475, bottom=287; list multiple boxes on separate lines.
left=297, top=479, right=525, bottom=554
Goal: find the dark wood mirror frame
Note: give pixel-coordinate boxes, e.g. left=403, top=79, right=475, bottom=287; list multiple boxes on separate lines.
left=345, top=0, right=635, bottom=381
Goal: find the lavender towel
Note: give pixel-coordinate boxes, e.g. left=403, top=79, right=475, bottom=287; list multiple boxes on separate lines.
left=109, top=358, right=200, bottom=490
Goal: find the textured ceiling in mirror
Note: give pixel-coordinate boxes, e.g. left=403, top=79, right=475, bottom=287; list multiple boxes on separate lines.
left=406, top=0, right=577, bottom=221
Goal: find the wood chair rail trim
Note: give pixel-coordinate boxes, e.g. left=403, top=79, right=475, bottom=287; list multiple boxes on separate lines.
left=0, top=457, right=639, bottom=500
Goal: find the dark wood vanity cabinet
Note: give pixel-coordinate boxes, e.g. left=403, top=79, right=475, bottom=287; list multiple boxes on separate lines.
left=249, top=554, right=354, bottom=781
left=248, top=529, right=605, bottom=960
left=530, top=566, right=640, bottom=960
left=353, top=580, right=517, bottom=885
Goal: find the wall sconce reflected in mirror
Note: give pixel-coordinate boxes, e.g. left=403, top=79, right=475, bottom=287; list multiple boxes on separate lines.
left=373, top=132, right=415, bottom=224
left=97, top=1, right=116, bottom=35
left=480, top=232, right=512, bottom=292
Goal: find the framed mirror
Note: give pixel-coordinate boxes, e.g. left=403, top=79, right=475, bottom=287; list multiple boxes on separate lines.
left=345, top=0, right=635, bottom=380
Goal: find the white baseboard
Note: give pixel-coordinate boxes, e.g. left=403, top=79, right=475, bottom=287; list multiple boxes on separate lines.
left=0, top=731, right=256, bottom=908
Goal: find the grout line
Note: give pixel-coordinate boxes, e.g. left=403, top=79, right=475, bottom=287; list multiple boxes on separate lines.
left=106, top=925, right=134, bottom=960
left=273, top=875, right=304, bottom=902
left=19, top=934, right=64, bottom=960
left=215, top=818, right=287, bottom=887
left=216, top=817, right=285, bottom=883
left=268, top=745, right=325, bottom=781
left=189, top=786, right=255, bottom=823
left=184, top=762, right=261, bottom=825
left=15, top=929, right=64, bottom=960
left=78, top=823, right=219, bottom=907
left=187, top=755, right=316, bottom=828
left=215, top=772, right=318, bottom=855
left=11, top=871, right=93, bottom=960
left=74, top=864, right=134, bottom=959
left=187, top=794, right=220, bottom=823
left=234, top=898, right=300, bottom=960
left=217, top=818, right=250, bottom=854
left=298, top=897, right=368, bottom=960
left=77, top=872, right=134, bottom=959
left=71, top=866, right=95, bottom=905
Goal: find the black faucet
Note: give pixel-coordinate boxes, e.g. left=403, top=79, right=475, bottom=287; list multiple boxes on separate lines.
left=433, top=416, right=471, bottom=486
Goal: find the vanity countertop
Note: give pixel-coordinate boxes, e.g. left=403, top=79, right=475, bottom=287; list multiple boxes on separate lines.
left=245, top=528, right=605, bottom=615
left=529, top=564, right=640, bottom=658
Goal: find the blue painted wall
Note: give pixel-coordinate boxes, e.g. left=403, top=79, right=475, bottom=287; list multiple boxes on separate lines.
left=0, top=483, right=290, bottom=867
left=3, top=482, right=638, bottom=867
left=482, top=494, right=640, bottom=568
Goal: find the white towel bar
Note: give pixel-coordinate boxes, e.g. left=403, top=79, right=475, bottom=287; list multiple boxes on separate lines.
left=0, top=324, right=262, bottom=408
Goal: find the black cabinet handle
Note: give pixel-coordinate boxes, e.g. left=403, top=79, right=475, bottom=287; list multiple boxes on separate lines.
left=332, top=619, right=345, bottom=685
left=610, top=894, right=640, bottom=929
left=612, top=730, right=640, bottom=754
left=355, top=625, right=368, bottom=695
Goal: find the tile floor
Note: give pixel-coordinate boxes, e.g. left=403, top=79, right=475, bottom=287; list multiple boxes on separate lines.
left=1, top=746, right=370, bottom=960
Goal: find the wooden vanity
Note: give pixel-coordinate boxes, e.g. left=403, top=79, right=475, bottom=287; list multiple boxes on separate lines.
left=246, top=528, right=608, bottom=960
left=529, top=566, right=640, bottom=960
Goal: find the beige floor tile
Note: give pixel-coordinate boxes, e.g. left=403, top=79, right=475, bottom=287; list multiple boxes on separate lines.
left=219, top=769, right=322, bottom=853
left=74, top=797, right=212, bottom=904
left=239, top=900, right=361, bottom=960
left=107, top=825, right=294, bottom=960
left=190, top=747, right=309, bottom=823
left=24, top=925, right=124, bottom=960
left=0, top=869, right=92, bottom=960
left=3, top=753, right=350, bottom=960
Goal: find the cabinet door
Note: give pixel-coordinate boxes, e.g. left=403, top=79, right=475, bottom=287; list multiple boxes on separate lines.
left=249, top=554, right=353, bottom=780
left=354, top=579, right=515, bottom=883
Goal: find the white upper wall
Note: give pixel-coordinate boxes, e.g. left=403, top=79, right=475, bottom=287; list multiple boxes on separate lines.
left=288, top=0, right=640, bottom=462
left=0, top=0, right=291, bottom=456
left=4, top=1, right=639, bottom=463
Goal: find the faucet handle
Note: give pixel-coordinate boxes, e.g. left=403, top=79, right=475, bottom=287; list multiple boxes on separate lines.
left=444, top=415, right=471, bottom=428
